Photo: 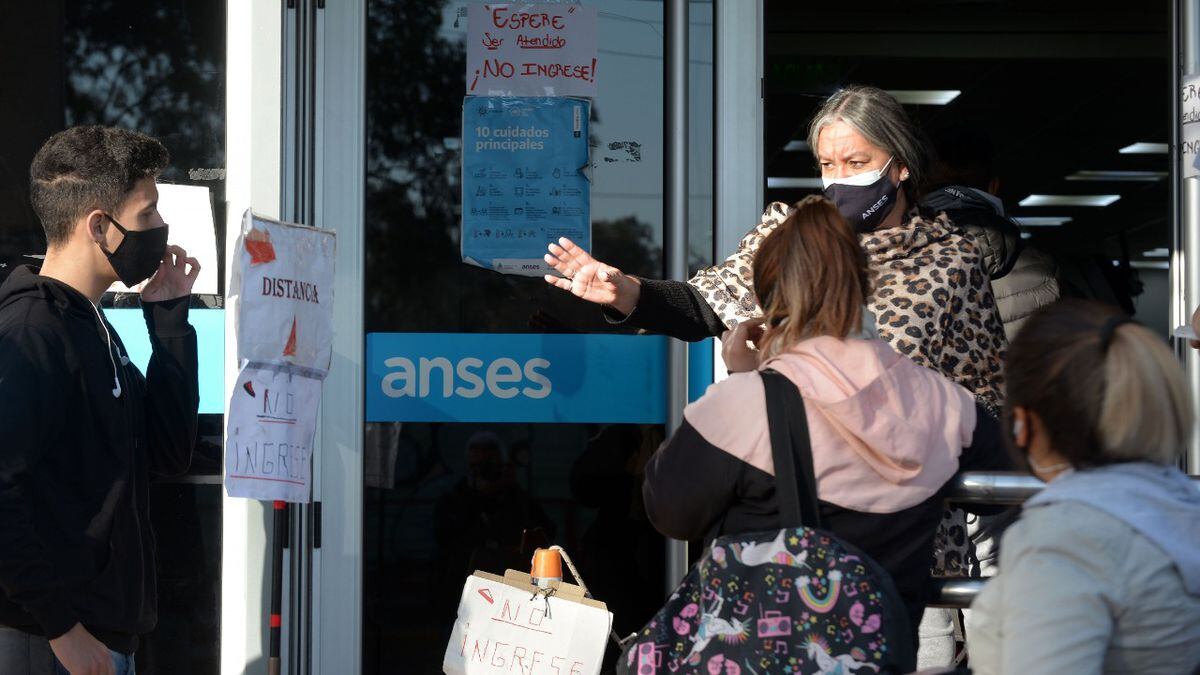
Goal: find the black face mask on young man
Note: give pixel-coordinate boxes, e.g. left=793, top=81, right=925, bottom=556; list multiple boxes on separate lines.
left=101, top=215, right=169, bottom=287
left=822, top=156, right=901, bottom=233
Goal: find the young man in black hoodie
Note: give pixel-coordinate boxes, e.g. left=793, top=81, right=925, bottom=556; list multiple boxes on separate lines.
left=0, top=126, right=200, bottom=675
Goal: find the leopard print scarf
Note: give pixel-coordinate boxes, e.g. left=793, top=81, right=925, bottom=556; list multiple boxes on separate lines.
left=688, top=201, right=1006, bottom=409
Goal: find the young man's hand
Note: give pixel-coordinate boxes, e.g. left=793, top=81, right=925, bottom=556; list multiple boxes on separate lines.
left=142, top=245, right=200, bottom=303
left=49, top=623, right=116, bottom=675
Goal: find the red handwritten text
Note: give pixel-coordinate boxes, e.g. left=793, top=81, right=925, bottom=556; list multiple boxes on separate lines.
left=491, top=7, right=566, bottom=31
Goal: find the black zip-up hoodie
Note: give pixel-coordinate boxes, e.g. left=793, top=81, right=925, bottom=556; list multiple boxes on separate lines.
left=0, top=266, right=198, bottom=654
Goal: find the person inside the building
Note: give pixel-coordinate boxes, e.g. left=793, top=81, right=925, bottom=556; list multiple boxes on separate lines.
left=969, top=299, right=1200, bottom=674
left=918, top=122, right=1061, bottom=663
left=920, top=123, right=1061, bottom=339
left=433, top=431, right=555, bottom=585
left=639, top=195, right=1010, bottom=653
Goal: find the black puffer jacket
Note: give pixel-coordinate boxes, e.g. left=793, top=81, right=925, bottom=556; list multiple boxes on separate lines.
left=922, top=186, right=1061, bottom=339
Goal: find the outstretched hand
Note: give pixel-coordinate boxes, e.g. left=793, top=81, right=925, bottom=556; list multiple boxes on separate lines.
left=542, top=237, right=640, bottom=315
left=142, top=245, right=200, bottom=303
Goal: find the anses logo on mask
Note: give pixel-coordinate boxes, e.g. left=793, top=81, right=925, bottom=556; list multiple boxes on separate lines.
left=380, top=357, right=552, bottom=400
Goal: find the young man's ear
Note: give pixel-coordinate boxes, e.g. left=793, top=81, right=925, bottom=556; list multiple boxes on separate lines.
left=85, top=210, right=108, bottom=246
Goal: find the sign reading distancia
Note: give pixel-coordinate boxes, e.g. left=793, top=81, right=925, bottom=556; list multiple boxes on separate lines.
left=229, top=211, right=337, bottom=372
left=225, top=211, right=336, bottom=504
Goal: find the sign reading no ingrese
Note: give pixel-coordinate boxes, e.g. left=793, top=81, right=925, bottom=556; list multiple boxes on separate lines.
left=467, top=3, right=598, bottom=97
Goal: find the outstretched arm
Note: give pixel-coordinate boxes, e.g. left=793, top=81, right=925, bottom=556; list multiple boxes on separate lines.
left=686, top=202, right=792, bottom=330
left=543, top=237, right=725, bottom=341
left=543, top=202, right=795, bottom=340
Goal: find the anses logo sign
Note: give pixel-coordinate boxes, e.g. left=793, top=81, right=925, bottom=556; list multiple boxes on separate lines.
left=380, top=357, right=552, bottom=400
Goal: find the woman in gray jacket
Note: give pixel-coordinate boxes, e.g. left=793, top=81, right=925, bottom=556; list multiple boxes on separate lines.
left=969, top=300, right=1200, bottom=674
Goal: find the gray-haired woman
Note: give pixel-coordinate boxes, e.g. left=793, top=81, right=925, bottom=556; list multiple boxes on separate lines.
left=545, top=85, right=1007, bottom=410
left=544, top=86, right=1009, bottom=667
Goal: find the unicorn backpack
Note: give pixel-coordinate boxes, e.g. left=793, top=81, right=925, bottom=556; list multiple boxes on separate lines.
left=618, top=371, right=915, bottom=675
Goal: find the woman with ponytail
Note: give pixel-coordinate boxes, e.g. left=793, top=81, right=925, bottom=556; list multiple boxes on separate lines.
left=641, top=196, right=1010, bottom=650
left=969, top=300, right=1200, bottom=674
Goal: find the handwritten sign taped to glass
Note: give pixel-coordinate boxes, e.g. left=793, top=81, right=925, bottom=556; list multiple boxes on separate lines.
left=1184, top=74, right=1200, bottom=179
left=228, top=210, right=337, bottom=372
left=225, top=364, right=322, bottom=503
left=467, top=3, right=598, bottom=97
left=225, top=210, right=336, bottom=503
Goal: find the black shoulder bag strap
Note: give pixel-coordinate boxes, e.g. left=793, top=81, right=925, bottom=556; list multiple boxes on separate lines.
left=761, top=369, right=822, bottom=530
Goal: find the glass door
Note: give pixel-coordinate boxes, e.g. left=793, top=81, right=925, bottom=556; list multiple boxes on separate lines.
left=311, top=0, right=723, bottom=670
left=360, top=3, right=671, bottom=671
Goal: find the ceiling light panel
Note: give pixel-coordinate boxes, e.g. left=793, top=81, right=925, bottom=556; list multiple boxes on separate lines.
left=1018, top=194, right=1120, bottom=207
left=1066, top=170, right=1167, bottom=182
left=1014, top=216, right=1073, bottom=226
left=886, top=90, right=962, bottom=105
left=1118, top=142, right=1169, bottom=154
left=1131, top=261, right=1170, bottom=270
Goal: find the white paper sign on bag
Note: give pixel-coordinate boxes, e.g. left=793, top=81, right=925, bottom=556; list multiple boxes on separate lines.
left=228, top=210, right=337, bottom=373
left=225, top=364, right=322, bottom=503
left=444, top=572, right=612, bottom=675
left=109, top=183, right=219, bottom=295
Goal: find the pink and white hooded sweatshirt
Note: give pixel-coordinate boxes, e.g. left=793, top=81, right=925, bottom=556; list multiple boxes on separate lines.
left=643, top=336, right=1009, bottom=634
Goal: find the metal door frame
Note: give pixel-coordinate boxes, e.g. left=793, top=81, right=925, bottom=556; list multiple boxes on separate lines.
left=1175, top=0, right=1200, bottom=475
left=221, top=2, right=284, bottom=673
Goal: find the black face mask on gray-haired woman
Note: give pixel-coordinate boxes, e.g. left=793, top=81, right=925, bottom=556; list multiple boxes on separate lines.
left=822, top=156, right=900, bottom=233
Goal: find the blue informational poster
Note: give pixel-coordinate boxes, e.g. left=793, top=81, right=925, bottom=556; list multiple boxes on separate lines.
left=366, top=332, right=714, bottom=424
left=461, top=96, right=590, bottom=276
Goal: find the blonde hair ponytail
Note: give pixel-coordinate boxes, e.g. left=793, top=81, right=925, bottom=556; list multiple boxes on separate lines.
left=1099, top=323, right=1192, bottom=464
left=1006, top=300, right=1191, bottom=468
